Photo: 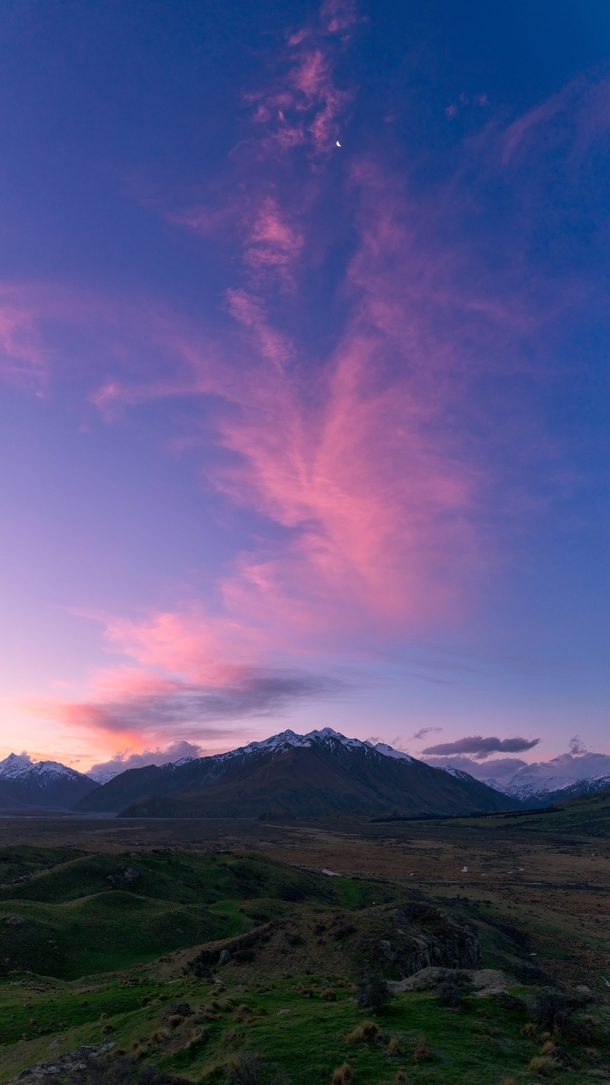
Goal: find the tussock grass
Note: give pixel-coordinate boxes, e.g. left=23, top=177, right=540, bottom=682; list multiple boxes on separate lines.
left=412, top=1035, right=432, bottom=1061
left=345, top=1020, right=382, bottom=1043
left=528, top=1055, right=555, bottom=1074
left=331, top=1063, right=352, bottom=1084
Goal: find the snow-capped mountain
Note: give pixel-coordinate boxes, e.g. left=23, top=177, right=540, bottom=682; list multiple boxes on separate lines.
left=220, top=727, right=413, bottom=763
left=426, top=749, right=610, bottom=808
left=0, top=753, right=99, bottom=810
left=495, top=773, right=610, bottom=806
left=0, top=752, right=34, bottom=779
left=74, top=726, right=517, bottom=818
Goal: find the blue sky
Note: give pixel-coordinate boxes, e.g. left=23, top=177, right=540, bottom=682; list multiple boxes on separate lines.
left=0, top=0, right=609, bottom=772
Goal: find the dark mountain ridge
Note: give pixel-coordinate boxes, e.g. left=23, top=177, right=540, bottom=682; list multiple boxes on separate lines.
left=73, top=728, right=521, bottom=818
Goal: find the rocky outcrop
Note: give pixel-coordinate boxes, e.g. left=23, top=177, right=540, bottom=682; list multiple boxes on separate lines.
left=9, top=1043, right=115, bottom=1084
left=188, top=901, right=481, bottom=980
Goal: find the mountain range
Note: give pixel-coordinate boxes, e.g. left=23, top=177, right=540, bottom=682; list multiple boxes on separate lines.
left=73, top=728, right=520, bottom=818
left=426, top=750, right=610, bottom=808
left=0, top=753, right=99, bottom=810
left=4, top=729, right=608, bottom=817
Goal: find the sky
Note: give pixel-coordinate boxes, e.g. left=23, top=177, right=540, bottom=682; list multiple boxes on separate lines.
left=1, top=0, right=609, bottom=777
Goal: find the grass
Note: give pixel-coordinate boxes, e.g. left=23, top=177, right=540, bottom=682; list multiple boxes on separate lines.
left=0, top=847, right=88, bottom=887
left=1, top=965, right=607, bottom=1084
left=0, top=851, right=392, bottom=981
left=0, top=837, right=608, bottom=1084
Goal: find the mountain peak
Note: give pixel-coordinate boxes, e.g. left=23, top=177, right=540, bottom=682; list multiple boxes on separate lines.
left=0, top=754, right=99, bottom=810
left=224, top=727, right=413, bottom=764
left=0, top=752, right=34, bottom=779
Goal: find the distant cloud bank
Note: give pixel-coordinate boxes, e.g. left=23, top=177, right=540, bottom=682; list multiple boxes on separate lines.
left=422, top=735, right=539, bottom=759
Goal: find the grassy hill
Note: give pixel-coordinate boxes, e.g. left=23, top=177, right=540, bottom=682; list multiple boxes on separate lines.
left=0, top=850, right=391, bottom=980
left=0, top=841, right=608, bottom=1085
left=1, top=934, right=608, bottom=1085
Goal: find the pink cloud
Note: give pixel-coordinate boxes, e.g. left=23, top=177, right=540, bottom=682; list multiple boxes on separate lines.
left=321, top=0, right=358, bottom=34
left=4, top=20, right=610, bottom=748
left=36, top=610, right=341, bottom=744
left=101, top=609, right=266, bottom=684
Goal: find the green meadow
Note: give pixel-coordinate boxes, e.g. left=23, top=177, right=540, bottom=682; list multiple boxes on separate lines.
left=0, top=842, right=608, bottom=1085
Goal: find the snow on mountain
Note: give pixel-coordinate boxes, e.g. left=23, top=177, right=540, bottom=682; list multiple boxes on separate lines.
left=88, top=767, right=121, bottom=785
left=29, top=761, right=87, bottom=781
left=0, top=752, right=34, bottom=779
left=213, top=727, right=412, bottom=765
left=0, top=753, right=99, bottom=809
left=0, top=753, right=88, bottom=784
left=76, top=724, right=517, bottom=817
left=372, top=742, right=413, bottom=762
left=441, top=765, right=480, bottom=784
left=424, top=749, right=610, bottom=806
left=88, top=729, right=414, bottom=788
left=500, top=773, right=610, bottom=803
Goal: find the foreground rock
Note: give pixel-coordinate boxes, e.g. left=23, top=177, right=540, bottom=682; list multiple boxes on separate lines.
left=10, top=1044, right=115, bottom=1084
left=188, top=901, right=481, bottom=980
left=388, top=966, right=513, bottom=996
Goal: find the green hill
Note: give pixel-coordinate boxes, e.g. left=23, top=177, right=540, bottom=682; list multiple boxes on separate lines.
left=0, top=850, right=387, bottom=980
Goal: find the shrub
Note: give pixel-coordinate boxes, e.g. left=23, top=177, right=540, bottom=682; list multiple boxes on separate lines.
left=413, top=1036, right=431, bottom=1061
left=493, top=990, right=525, bottom=1011
left=138, top=1069, right=190, bottom=1085
left=321, top=987, right=337, bottom=1000
left=170, top=1002, right=193, bottom=1016
left=345, top=1021, right=382, bottom=1043
left=226, top=1054, right=263, bottom=1085
left=387, top=1037, right=401, bottom=1056
left=436, top=981, right=464, bottom=1008
left=331, top=1064, right=352, bottom=1085
left=168, top=1014, right=183, bottom=1028
left=530, top=988, right=593, bottom=1038
left=528, top=1055, right=555, bottom=1075
left=520, top=1022, right=536, bottom=1036
left=354, top=971, right=391, bottom=1012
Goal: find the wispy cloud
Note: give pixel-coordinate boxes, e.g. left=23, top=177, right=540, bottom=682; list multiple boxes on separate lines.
left=3, top=11, right=610, bottom=752
left=412, top=727, right=442, bottom=741
left=61, top=671, right=339, bottom=738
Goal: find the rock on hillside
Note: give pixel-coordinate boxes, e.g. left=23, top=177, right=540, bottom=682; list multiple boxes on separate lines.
left=188, top=900, right=481, bottom=980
